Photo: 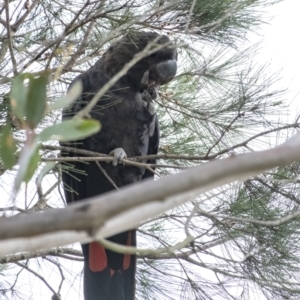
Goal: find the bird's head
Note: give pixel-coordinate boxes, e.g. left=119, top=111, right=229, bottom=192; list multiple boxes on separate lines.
left=99, top=31, right=177, bottom=92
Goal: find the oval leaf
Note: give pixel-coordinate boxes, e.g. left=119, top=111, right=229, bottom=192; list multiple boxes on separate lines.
left=0, top=124, right=17, bottom=169
left=36, top=162, right=56, bottom=186
left=24, top=147, right=41, bottom=183
left=26, top=75, right=48, bottom=129
left=38, top=118, right=101, bottom=142
left=14, top=143, right=40, bottom=192
left=10, top=74, right=31, bottom=120
left=48, top=80, right=82, bottom=112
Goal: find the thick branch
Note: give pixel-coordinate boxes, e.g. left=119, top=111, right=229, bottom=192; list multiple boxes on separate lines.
left=1, top=133, right=300, bottom=256
left=0, top=248, right=82, bottom=264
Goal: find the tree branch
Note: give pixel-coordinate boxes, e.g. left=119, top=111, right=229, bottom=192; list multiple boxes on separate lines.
left=4, top=0, right=17, bottom=75
left=0, top=247, right=82, bottom=264
left=1, top=133, right=300, bottom=256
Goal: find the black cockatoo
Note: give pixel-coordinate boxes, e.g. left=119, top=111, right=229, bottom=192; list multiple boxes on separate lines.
left=61, top=31, right=177, bottom=300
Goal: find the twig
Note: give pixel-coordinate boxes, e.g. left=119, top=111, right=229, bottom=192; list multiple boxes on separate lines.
left=12, top=0, right=39, bottom=29
left=18, top=1, right=180, bottom=74
left=0, top=206, right=27, bottom=213
left=44, top=257, right=65, bottom=294
left=207, top=123, right=300, bottom=159
left=43, top=156, right=185, bottom=170
left=42, top=122, right=300, bottom=163
left=63, top=20, right=95, bottom=72
left=15, top=261, right=60, bottom=298
left=184, top=0, right=197, bottom=33
left=197, top=207, right=300, bottom=228
left=97, top=235, right=194, bottom=256
left=95, top=161, right=119, bottom=190
left=205, top=113, right=243, bottom=157
left=45, top=0, right=91, bottom=70
left=4, top=0, right=17, bottom=75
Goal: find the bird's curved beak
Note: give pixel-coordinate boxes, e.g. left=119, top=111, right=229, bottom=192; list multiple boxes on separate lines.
left=140, top=59, right=177, bottom=91
left=155, top=59, right=177, bottom=85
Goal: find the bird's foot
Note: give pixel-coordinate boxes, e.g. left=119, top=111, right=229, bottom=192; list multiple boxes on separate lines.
left=109, top=148, right=127, bottom=166
left=141, top=87, right=157, bottom=116
left=142, top=86, right=157, bottom=101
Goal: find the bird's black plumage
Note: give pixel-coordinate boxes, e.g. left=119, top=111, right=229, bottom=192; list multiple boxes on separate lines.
left=61, top=31, right=177, bottom=300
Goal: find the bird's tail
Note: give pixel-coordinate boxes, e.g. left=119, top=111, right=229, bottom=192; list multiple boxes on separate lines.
left=81, top=230, right=136, bottom=300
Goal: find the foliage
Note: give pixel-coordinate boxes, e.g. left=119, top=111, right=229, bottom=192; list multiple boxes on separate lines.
left=1, top=76, right=100, bottom=192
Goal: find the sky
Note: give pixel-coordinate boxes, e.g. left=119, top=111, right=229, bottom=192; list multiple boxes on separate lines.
left=257, top=0, right=300, bottom=113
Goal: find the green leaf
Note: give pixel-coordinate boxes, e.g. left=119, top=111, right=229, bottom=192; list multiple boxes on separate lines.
left=26, top=75, right=48, bottom=129
left=48, top=80, right=82, bottom=112
left=36, top=162, right=56, bottom=186
left=37, top=118, right=101, bottom=142
left=14, top=143, right=40, bottom=192
left=24, top=147, right=40, bottom=183
left=10, top=73, right=31, bottom=121
left=0, top=124, right=17, bottom=169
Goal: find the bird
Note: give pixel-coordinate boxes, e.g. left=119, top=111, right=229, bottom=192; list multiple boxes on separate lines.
left=61, top=31, right=177, bottom=300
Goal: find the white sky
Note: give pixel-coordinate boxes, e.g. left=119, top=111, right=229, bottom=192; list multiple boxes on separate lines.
left=258, top=0, right=300, bottom=111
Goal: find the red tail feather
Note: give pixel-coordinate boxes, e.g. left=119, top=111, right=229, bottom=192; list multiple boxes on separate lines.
left=123, top=231, right=132, bottom=270
left=89, top=242, right=107, bottom=272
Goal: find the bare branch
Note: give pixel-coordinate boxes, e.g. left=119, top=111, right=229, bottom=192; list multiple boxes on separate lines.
left=4, top=0, right=17, bottom=75
left=45, top=0, right=92, bottom=70
left=62, top=20, right=95, bottom=73
left=12, top=0, right=39, bottom=30
left=44, top=156, right=184, bottom=170
left=205, top=112, right=243, bottom=157
left=15, top=262, right=61, bottom=298
left=95, top=161, right=119, bottom=190
left=184, top=0, right=197, bottom=33
left=0, top=248, right=82, bottom=263
left=43, top=122, right=300, bottom=163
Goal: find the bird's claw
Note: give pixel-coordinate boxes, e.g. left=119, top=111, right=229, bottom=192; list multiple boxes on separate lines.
left=109, top=148, right=127, bottom=166
left=141, top=87, right=157, bottom=116
left=141, top=87, right=157, bottom=101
